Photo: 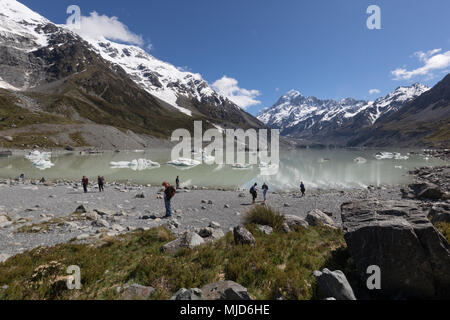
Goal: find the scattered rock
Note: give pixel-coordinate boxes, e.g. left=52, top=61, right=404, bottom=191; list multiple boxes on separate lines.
left=284, top=215, right=309, bottom=229
left=406, top=182, right=445, bottom=200
left=0, top=253, right=11, bottom=263
left=121, top=284, right=155, bottom=300
left=94, top=209, right=115, bottom=216
left=233, top=226, right=256, bottom=246
left=170, top=288, right=203, bottom=300
left=75, top=205, right=88, bottom=214
left=209, top=221, right=221, bottom=229
left=3, top=136, right=13, bottom=142
left=281, top=223, right=291, bottom=233
left=201, top=281, right=251, bottom=300
left=198, top=227, right=225, bottom=241
left=341, top=200, right=450, bottom=299
left=135, top=193, right=145, bottom=199
left=161, top=231, right=205, bottom=253
left=86, top=211, right=100, bottom=221
left=112, top=224, right=126, bottom=232
left=428, top=203, right=450, bottom=224
left=313, top=268, right=356, bottom=300
left=76, top=234, right=90, bottom=241
left=92, top=219, right=110, bottom=229
left=306, top=209, right=336, bottom=228
left=257, top=225, right=273, bottom=235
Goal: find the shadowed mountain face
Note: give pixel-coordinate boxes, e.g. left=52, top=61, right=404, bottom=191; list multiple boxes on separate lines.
left=348, top=74, right=450, bottom=148
left=0, top=0, right=264, bottom=148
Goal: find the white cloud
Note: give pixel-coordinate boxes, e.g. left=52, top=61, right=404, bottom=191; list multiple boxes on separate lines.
left=212, top=76, right=261, bottom=109
left=146, top=43, right=153, bottom=51
left=391, top=49, right=450, bottom=80
left=369, top=89, right=381, bottom=95
left=72, top=11, right=144, bottom=46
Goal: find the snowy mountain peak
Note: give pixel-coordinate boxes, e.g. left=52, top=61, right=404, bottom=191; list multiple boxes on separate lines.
left=257, top=83, right=429, bottom=140
left=0, top=0, right=51, bottom=51
left=83, top=37, right=228, bottom=116
left=0, top=0, right=245, bottom=119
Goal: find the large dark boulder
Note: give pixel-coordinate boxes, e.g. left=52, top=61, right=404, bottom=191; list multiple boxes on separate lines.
left=341, top=200, right=450, bottom=299
left=428, top=203, right=450, bottom=224
left=407, top=182, right=444, bottom=200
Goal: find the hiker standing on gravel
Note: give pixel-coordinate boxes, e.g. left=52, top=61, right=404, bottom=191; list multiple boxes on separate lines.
left=162, top=182, right=176, bottom=218
left=262, top=183, right=269, bottom=204
left=300, top=182, right=306, bottom=197
left=98, top=176, right=105, bottom=192
left=82, top=176, right=89, bottom=193
left=176, top=176, right=180, bottom=189
left=250, top=183, right=258, bottom=204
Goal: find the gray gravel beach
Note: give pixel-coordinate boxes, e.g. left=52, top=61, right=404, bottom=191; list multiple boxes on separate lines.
left=0, top=179, right=404, bottom=259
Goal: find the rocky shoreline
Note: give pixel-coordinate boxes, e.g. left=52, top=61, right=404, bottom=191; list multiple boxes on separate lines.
left=0, top=176, right=403, bottom=261
left=0, top=166, right=449, bottom=300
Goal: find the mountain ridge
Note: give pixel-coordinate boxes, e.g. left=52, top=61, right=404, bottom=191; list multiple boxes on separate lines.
left=257, top=83, right=431, bottom=146
left=0, top=0, right=264, bottom=149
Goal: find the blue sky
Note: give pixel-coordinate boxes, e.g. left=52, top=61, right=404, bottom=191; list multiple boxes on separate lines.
left=21, top=0, right=450, bottom=115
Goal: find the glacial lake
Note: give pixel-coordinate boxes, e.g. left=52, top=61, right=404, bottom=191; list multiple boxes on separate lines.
left=0, top=149, right=447, bottom=191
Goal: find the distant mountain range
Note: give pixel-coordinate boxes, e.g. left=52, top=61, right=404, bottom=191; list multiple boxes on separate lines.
left=258, top=79, right=450, bottom=148
left=0, top=0, right=263, bottom=149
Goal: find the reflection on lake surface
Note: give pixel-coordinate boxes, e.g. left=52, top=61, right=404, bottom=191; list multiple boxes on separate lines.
left=0, top=149, right=447, bottom=190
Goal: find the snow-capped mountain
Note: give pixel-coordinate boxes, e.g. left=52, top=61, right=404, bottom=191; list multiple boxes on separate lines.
left=85, top=39, right=240, bottom=117
left=257, top=84, right=429, bottom=144
left=0, top=0, right=248, bottom=119
left=0, top=0, right=263, bottom=144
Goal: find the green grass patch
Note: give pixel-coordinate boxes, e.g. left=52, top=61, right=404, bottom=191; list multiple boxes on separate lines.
left=0, top=224, right=349, bottom=300
left=243, top=205, right=285, bottom=231
left=436, top=222, right=450, bottom=242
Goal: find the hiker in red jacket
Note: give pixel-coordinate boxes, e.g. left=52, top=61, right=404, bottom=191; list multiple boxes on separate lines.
left=82, top=176, right=89, bottom=193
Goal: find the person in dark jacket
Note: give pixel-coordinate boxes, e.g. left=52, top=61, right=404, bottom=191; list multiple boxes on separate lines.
left=250, top=183, right=258, bottom=204
left=82, top=176, right=89, bottom=193
left=176, top=176, right=180, bottom=189
left=98, top=176, right=105, bottom=192
left=262, top=183, right=269, bottom=203
left=162, top=182, right=176, bottom=218
left=300, top=182, right=306, bottom=197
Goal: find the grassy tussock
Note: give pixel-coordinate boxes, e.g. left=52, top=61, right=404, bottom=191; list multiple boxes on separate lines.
left=244, top=205, right=285, bottom=231
left=436, top=222, right=450, bottom=242
left=0, top=224, right=348, bottom=300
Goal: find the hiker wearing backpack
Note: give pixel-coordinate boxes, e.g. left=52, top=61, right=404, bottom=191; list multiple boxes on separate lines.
left=162, top=182, right=176, bottom=218
left=250, top=183, right=258, bottom=204
left=300, top=182, right=306, bottom=197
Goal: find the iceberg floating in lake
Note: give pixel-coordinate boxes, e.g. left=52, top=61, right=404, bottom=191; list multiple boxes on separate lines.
left=231, top=163, right=253, bottom=170
left=375, top=152, right=409, bottom=160
left=375, top=152, right=394, bottom=160
left=167, top=158, right=201, bottom=168
left=110, top=159, right=160, bottom=171
left=354, top=157, right=367, bottom=164
left=25, top=150, right=51, bottom=161
left=393, top=153, right=409, bottom=160
left=32, top=159, right=55, bottom=170
left=25, top=151, right=54, bottom=170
